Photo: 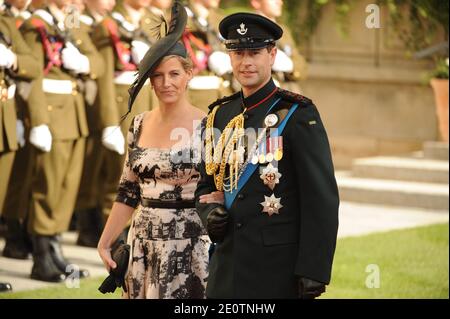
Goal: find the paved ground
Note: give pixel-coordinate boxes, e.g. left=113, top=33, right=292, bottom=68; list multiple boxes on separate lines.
left=0, top=201, right=448, bottom=293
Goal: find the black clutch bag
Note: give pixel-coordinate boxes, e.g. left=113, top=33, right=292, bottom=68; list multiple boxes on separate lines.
left=98, top=240, right=130, bottom=294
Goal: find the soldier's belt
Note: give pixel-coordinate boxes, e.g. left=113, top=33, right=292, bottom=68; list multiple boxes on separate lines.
left=42, top=79, right=76, bottom=95
left=140, top=198, right=195, bottom=209
left=114, top=71, right=149, bottom=86
left=188, top=75, right=222, bottom=90
left=1, top=84, right=16, bottom=100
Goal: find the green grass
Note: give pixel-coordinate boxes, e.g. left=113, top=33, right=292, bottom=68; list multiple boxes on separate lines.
left=0, top=277, right=122, bottom=299
left=323, top=223, right=449, bottom=299
left=1, top=223, right=448, bottom=299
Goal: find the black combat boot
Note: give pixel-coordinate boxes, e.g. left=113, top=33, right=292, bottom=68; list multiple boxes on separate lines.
left=49, top=235, right=90, bottom=279
left=0, top=282, right=12, bottom=292
left=75, top=208, right=103, bottom=248
left=30, top=235, right=66, bottom=282
left=2, top=219, right=32, bottom=259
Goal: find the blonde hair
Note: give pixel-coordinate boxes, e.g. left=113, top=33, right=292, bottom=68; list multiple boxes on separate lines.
left=158, top=55, right=194, bottom=73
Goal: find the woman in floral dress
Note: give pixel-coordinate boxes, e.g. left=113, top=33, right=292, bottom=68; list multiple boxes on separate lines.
left=97, top=2, right=222, bottom=299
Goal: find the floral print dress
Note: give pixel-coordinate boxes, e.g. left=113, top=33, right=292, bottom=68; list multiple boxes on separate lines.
left=115, top=112, right=210, bottom=299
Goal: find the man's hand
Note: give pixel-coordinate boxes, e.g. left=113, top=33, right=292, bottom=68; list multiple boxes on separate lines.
left=131, top=40, right=150, bottom=64
left=208, top=51, right=233, bottom=76
left=16, top=120, right=26, bottom=148
left=272, top=49, right=294, bottom=73
left=29, top=124, right=52, bottom=152
left=61, top=42, right=90, bottom=74
left=0, top=43, right=16, bottom=69
left=102, top=126, right=125, bottom=155
left=206, top=206, right=229, bottom=243
left=298, top=277, right=326, bottom=299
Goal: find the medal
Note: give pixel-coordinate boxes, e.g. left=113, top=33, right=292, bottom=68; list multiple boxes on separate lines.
left=265, top=137, right=274, bottom=163
left=260, top=194, right=283, bottom=216
left=258, top=140, right=266, bottom=164
left=274, top=136, right=283, bottom=161
left=260, top=163, right=282, bottom=190
left=264, top=114, right=278, bottom=128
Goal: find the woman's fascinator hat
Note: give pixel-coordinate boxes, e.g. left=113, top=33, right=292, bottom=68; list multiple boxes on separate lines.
left=127, top=0, right=188, bottom=114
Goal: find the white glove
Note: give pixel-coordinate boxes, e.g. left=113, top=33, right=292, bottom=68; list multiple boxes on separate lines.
left=29, top=124, right=52, bottom=152
left=0, top=43, right=16, bottom=69
left=102, top=126, right=125, bottom=155
left=61, top=42, right=90, bottom=74
left=131, top=40, right=150, bottom=64
left=16, top=119, right=26, bottom=148
left=208, top=51, right=233, bottom=76
left=272, top=49, right=294, bottom=73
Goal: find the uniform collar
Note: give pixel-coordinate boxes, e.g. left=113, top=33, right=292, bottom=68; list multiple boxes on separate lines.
left=242, top=78, right=278, bottom=112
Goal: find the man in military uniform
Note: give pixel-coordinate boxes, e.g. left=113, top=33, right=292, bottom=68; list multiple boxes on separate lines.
left=1, top=0, right=36, bottom=260
left=183, top=0, right=234, bottom=112
left=195, top=13, right=339, bottom=298
left=20, top=0, right=97, bottom=282
left=250, top=0, right=307, bottom=93
left=0, top=7, right=40, bottom=288
left=91, top=0, right=153, bottom=225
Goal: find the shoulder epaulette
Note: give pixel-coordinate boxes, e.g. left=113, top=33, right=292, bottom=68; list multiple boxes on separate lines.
left=276, top=88, right=312, bottom=106
left=207, top=92, right=240, bottom=111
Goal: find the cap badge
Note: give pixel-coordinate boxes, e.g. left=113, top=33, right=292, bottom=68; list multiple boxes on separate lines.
left=237, top=23, right=248, bottom=35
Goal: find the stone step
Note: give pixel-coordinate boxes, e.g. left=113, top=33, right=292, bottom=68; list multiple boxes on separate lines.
left=336, top=172, right=449, bottom=210
left=352, top=156, right=449, bottom=184
left=424, top=141, right=449, bottom=160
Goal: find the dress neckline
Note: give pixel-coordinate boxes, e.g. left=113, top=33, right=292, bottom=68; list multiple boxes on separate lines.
left=134, top=112, right=199, bottom=151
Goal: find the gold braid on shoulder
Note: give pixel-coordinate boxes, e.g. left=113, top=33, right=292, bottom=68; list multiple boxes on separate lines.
left=205, top=105, right=246, bottom=192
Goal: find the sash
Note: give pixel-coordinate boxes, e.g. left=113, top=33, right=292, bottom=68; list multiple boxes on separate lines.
left=30, top=18, right=63, bottom=75
left=224, top=99, right=300, bottom=209
left=182, top=31, right=211, bottom=74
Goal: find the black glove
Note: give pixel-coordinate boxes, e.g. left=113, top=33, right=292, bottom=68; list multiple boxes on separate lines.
left=298, top=277, right=326, bottom=299
left=206, top=206, right=229, bottom=243
left=98, top=241, right=130, bottom=294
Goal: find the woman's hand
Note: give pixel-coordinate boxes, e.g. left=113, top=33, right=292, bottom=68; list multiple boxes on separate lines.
left=98, top=245, right=117, bottom=272
left=199, top=191, right=225, bottom=204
